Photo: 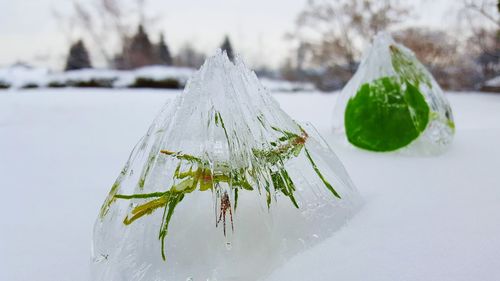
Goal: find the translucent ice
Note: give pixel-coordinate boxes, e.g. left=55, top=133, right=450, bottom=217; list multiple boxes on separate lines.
left=92, top=51, right=362, bottom=281
left=333, top=32, right=455, bottom=155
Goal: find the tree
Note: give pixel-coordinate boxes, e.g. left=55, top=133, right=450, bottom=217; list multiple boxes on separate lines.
left=156, top=33, right=173, bottom=65
left=126, top=24, right=156, bottom=68
left=393, top=28, right=458, bottom=69
left=290, top=0, right=410, bottom=74
left=174, top=43, right=206, bottom=68
left=462, top=0, right=500, bottom=81
left=393, top=27, right=481, bottom=90
left=54, top=0, right=160, bottom=66
left=65, top=39, right=92, bottom=70
left=220, top=36, right=235, bottom=61
left=468, top=28, right=499, bottom=81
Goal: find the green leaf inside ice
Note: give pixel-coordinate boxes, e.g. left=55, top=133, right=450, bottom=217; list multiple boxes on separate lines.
left=344, top=76, right=430, bottom=152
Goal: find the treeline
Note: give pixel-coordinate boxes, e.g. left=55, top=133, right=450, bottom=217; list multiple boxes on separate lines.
left=281, top=0, right=499, bottom=91
left=58, top=0, right=499, bottom=92
left=65, top=26, right=234, bottom=71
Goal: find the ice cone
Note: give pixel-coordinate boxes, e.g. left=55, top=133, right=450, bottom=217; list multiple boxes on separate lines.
left=333, top=32, right=455, bottom=154
left=92, top=50, right=362, bottom=281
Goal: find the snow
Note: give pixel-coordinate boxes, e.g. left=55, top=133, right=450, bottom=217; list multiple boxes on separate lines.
left=49, top=68, right=121, bottom=85
left=259, top=77, right=316, bottom=92
left=0, top=65, right=316, bottom=92
left=112, top=65, right=195, bottom=87
left=0, top=64, right=50, bottom=88
left=0, top=66, right=195, bottom=89
left=1, top=89, right=500, bottom=281
left=484, top=76, right=500, bottom=87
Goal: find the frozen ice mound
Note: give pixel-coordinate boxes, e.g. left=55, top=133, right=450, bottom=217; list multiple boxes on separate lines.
left=92, top=50, right=362, bottom=281
left=333, top=32, right=455, bottom=155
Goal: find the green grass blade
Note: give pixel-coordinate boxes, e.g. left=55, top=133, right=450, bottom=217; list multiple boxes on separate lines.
left=304, top=146, right=341, bottom=199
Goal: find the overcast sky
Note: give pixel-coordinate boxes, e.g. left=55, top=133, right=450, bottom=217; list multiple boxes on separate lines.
left=0, top=0, right=467, bottom=70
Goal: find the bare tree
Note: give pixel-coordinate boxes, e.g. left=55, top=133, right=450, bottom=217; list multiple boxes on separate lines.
left=461, top=0, right=499, bottom=80
left=283, top=0, right=410, bottom=90
left=174, top=43, right=206, bottom=68
left=393, top=28, right=458, bottom=69
left=463, top=0, right=500, bottom=27
left=290, top=0, right=410, bottom=74
left=394, top=27, right=481, bottom=90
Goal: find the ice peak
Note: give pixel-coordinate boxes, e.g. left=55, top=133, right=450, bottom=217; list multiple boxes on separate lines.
left=182, top=49, right=262, bottom=104
left=372, top=31, right=395, bottom=46
left=92, top=50, right=361, bottom=281
left=201, top=49, right=233, bottom=69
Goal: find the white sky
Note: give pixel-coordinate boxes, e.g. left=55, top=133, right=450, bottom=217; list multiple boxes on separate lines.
left=0, top=0, right=469, bottom=70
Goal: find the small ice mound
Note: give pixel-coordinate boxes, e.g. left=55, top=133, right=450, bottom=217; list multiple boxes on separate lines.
left=92, top=50, right=362, bottom=281
left=332, top=32, right=455, bottom=155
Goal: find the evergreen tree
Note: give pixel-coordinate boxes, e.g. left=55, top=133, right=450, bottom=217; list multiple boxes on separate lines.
left=220, top=35, right=235, bottom=61
left=65, top=39, right=92, bottom=71
left=156, top=33, right=173, bottom=65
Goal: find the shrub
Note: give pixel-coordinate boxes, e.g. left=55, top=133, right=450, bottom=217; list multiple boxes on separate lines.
left=129, top=77, right=181, bottom=89
left=0, top=80, right=10, bottom=89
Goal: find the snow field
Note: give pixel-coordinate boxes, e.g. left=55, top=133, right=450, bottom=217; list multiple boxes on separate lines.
left=0, top=89, right=499, bottom=280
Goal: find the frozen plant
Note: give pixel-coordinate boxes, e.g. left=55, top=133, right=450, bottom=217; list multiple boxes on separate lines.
left=333, top=32, right=455, bottom=154
left=92, top=50, right=361, bottom=281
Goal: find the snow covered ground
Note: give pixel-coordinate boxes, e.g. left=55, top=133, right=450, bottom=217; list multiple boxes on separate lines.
left=0, top=65, right=315, bottom=92
left=1, top=89, right=500, bottom=281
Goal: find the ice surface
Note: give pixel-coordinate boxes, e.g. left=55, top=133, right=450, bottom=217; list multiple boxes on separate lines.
left=333, top=32, right=455, bottom=155
left=91, top=51, right=362, bottom=281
